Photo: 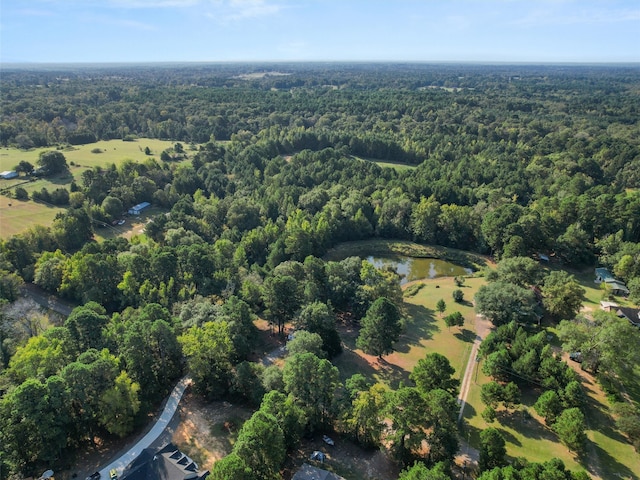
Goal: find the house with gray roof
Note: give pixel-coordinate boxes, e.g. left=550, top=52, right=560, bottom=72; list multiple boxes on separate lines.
left=119, top=443, right=208, bottom=480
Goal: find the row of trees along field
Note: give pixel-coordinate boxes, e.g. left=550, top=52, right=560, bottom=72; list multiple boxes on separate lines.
left=1, top=63, right=639, bottom=479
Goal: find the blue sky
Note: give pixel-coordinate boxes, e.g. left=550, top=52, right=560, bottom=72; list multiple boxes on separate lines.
left=1, top=0, right=639, bottom=63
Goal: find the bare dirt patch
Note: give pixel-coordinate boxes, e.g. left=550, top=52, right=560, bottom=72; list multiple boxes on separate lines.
left=283, top=436, right=400, bottom=480
left=167, top=393, right=400, bottom=480
left=171, top=393, right=253, bottom=472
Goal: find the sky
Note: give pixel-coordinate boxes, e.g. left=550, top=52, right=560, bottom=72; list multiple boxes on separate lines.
left=1, top=0, right=639, bottom=64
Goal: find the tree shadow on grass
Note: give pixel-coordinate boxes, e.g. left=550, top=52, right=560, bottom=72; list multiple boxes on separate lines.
left=497, top=408, right=552, bottom=442
left=454, top=328, right=475, bottom=343
left=46, top=172, right=75, bottom=185
left=460, top=418, right=483, bottom=450
left=395, top=303, right=439, bottom=354
left=587, top=440, right=636, bottom=479
left=375, top=356, right=411, bottom=389
left=496, top=426, right=522, bottom=447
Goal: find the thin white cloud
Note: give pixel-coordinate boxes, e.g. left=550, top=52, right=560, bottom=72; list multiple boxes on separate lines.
left=512, top=6, right=640, bottom=26
left=17, top=9, right=56, bottom=16
left=226, top=0, right=284, bottom=20
left=108, top=0, right=200, bottom=7
left=36, top=0, right=199, bottom=8
left=108, top=18, right=158, bottom=30
left=204, top=0, right=285, bottom=24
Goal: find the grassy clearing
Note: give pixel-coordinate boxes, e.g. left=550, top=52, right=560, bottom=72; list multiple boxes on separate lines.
left=0, top=195, right=63, bottom=237
left=0, top=139, right=182, bottom=239
left=0, top=139, right=182, bottom=172
left=463, top=295, right=640, bottom=477
left=463, top=370, right=583, bottom=471
left=334, top=274, right=481, bottom=391
left=351, top=155, right=417, bottom=172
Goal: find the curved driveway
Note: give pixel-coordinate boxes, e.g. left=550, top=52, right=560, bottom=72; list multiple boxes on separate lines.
left=98, top=377, right=191, bottom=478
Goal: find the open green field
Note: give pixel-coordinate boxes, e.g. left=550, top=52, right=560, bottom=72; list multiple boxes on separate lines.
left=0, top=195, right=64, bottom=238
left=0, top=139, right=180, bottom=238
left=462, top=264, right=640, bottom=478
left=463, top=356, right=640, bottom=478
left=333, top=271, right=482, bottom=390
left=352, top=155, right=417, bottom=172
left=0, top=139, right=182, bottom=172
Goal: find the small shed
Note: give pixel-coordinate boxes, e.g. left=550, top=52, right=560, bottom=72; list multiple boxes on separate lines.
left=600, top=301, right=619, bottom=312
left=0, top=170, right=18, bottom=179
left=128, top=201, right=151, bottom=215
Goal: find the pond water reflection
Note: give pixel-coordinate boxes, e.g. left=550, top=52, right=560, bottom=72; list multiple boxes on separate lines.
left=366, top=255, right=473, bottom=285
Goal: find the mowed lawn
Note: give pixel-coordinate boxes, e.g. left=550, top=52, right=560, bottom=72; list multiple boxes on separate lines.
left=351, top=155, right=417, bottom=172
left=333, top=274, right=483, bottom=390
left=0, top=139, right=181, bottom=172
left=463, top=266, right=640, bottom=478
left=0, top=139, right=181, bottom=238
left=0, top=195, right=64, bottom=238
left=332, top=249, right=640, bottom=478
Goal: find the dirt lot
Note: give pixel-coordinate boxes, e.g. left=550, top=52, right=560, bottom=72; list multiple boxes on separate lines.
left=171, top=392, right=400, bottom=480
left=171, top=393, right=253, bottom=471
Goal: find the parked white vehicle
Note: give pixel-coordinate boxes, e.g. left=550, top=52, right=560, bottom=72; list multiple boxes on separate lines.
left=322, top=434, right=335, bottom=446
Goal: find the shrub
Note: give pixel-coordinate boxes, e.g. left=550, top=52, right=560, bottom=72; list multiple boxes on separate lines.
left=482, top=406, right=496, bottom=423
left=403, top=282, right=425, bottom=297
left=14, top=187, right=28, bottom=200
left=453, top=289, right=464, bottom=303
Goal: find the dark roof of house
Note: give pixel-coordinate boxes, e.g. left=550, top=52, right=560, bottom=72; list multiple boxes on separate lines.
left=595, top=267, right=614, bottom=280
left=617, top=307, right=640, bottom=326
left=292, top=463, right=346, bottom=480
left=119, top=443, right=208, bottom=480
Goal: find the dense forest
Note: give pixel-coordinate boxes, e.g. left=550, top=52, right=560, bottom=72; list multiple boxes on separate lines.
left=1, top=63, right=639, bottom=479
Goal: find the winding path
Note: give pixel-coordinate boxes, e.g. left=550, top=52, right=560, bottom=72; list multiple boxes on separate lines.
left=98, top=377, right=191, bottom=478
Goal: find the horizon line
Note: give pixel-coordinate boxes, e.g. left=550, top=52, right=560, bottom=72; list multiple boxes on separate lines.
left=2, top=60, right=640, bottom=67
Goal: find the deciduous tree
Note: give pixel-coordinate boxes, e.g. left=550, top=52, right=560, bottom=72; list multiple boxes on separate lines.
left=475, top=281, right=536, bottom=326
left=98, top=371, right=141, bottom=438
left=282, top=352, right=339, bottom=431
left=179, top=321, right=233, bottom=399
left=411, top=352, right=459, bottom=395
left=232, top=411, right=285, bottom=480
left=37, top=150, right=68, bottom=175
left=541, top=270, right=585, bottom=321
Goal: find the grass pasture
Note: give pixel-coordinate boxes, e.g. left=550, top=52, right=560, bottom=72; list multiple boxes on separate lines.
left=351, top=155, right=418, bottom=172
left=463, top=371, right=584, bottom=472
left=0, top=139, right=181, bottom=172
left=333, top=272, right=482, bottom=391
left=329, top=242, right=639, bottom=477
left=0, top=139, right=180, bottom=238
left=0, top=195, right=64, bottom=237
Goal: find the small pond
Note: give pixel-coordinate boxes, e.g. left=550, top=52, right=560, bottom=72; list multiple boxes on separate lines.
left=365, top=255, right=473, bottom=285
